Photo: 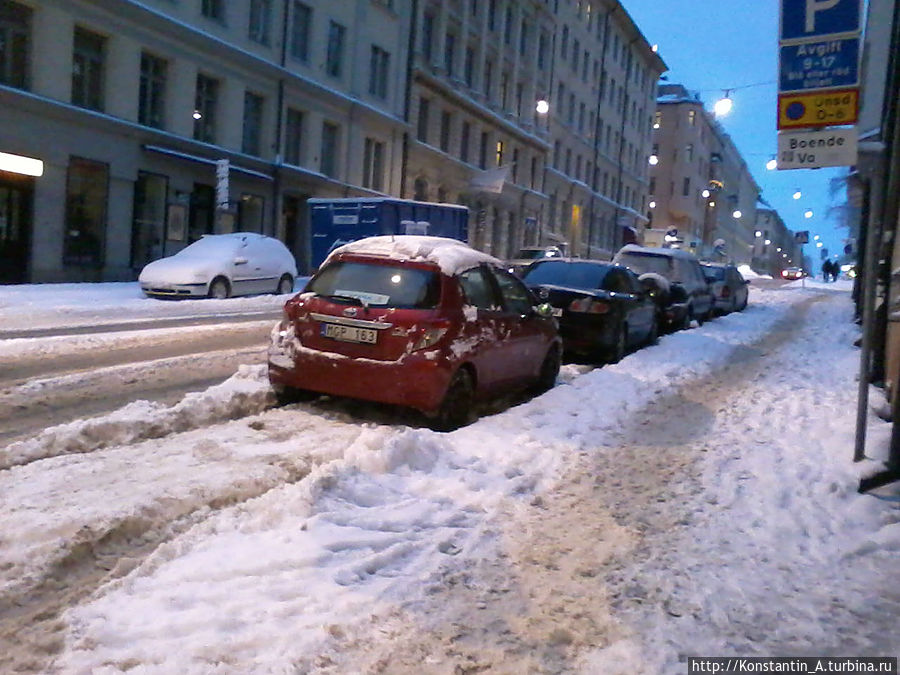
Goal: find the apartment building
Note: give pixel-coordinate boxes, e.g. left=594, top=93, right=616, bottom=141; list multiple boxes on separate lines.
left=753, top=206, right=800, bottom=277
left=647, top=84, right=761, bottom=264
left=0, top=0, right=662, bottom=283
left=0, top=0, right=411, bottom=281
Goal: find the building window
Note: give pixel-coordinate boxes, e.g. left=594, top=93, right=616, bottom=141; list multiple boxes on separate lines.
left=0, top=0, right=30, bottom=89
left=686, top=143, right=694, bottom=161
left=138, top=52, right=167, bottom=129
left=417, top=97, right=430, bottom=143
left=444, top=33, right=456, bottom=76
left=530, top=155, right=538, bottom=190
left=519, top=20, right=528, bottom=55
left=440, top=110, right=451, bottom=152
left=688, top=109, right=696, bottom=126
left=422, top=13, right=434, bottom=62
left=193, top=73, right=218, bottom=143
left=201, top=0, right=225, bottom=21
left=561, top=26, right=568, bottom=58
left=369, top=45, right=390, bottom=99
left=326, top=20, right=346, bottom=77
left=504, top=5, right=513, bottom=44
left=484, top=61, right=492, bottom=97
left=653, top=110, right=662, bottom=129
left=500, top=72, right=509, bottom=110
left=512, top=148, right=519, bottom=183
left=248, top=0, right=271, bottom=44
left=72, top=27, right=105, bottom=111
left=64, top=157, right=108, bottom=268
left=284, top=107, right=304, bottom=166
left=320, top=121, right=338, bottom=177
left=464, top=47, right=475, bottom=87
left=363, top=137, right=384, bottom=191
left=242, top=91, right=264, bottom=156
left=538, top=31, right=548, bottom=70
left=290, top=1, right=312, bottom=61
left=488, top=0, right=497, bottom=31
left=572, top=39, right=579, bottom=72
left=682, top=177, right=690, bottom=196
left=496, top=140, right=504, bottom=167
left=460, top=121, right=470, bottom=163
left=239, top=194, right=265, bottom=233
left=479, top=131, right=488, bottom=169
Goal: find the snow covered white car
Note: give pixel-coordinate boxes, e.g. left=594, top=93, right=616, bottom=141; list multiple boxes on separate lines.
left=139, top=232, right=297, bottom=299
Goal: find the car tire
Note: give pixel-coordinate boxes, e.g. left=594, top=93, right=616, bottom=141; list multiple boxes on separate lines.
left=644, top=315, right=659, bottom=346
left=275, top=274, right=294, bottom=295
left=433, top=368, right=475, bottom=432
left=533, top=344, right=561, bottom=394
left=208, top=277, right=230, bottom=299
left=272, top=384, right=316, bottom=406
left=608, top=323, right=628, bottom=363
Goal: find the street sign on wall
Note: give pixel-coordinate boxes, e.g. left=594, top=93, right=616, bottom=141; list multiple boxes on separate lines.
left=780, top=0, right=862, bottom=42
left=777, top=127, right=858, bottom=168
left=777, top=88, right=858, bottom=128
left=779, top=37, right=859, bottom=92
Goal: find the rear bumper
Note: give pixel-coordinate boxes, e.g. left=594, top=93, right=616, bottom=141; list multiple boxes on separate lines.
left=660, top=302, right=689, bottom=329
left=558, top=318, right=616, bottom=354
left=267, top=326, right=453, bottom=413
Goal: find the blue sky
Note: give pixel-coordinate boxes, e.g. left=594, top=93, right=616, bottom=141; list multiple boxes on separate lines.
left=623, top=0, right=853, bottom=267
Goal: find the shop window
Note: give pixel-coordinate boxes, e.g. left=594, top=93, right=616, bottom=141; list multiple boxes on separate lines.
left=64, top=157, right=108, bottom=268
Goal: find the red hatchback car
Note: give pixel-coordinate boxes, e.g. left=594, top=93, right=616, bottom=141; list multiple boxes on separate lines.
left=267, top=236, right=562, bottom=430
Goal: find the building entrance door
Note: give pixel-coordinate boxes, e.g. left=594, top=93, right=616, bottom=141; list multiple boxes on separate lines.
left=0, top=170, right=34, bottom=284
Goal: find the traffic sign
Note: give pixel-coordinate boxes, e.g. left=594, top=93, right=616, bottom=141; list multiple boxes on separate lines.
left=779, top=37, right=859, bottom=92
left=777, top=127, right=857, bottom=168
left=777, top=88, right=858, bottom=129
left=795, top=231, right=809, bottom=244
left=781, top=0, right=862, bottom=42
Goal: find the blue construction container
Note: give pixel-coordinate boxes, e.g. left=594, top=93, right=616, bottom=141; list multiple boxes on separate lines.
left=308, top=198, right=469, bottom=269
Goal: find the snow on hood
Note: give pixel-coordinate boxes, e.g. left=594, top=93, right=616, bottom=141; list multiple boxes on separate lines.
left=138, top=256, right=219, bottom=285
left=326, top=236, right=501, bottom=276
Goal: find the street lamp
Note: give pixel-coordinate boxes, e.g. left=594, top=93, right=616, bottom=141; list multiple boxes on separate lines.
left=793, top=189, right=802, bottom=200
left=192, top=110, right=202, bottom=120
left=766, top=158, right=778, bottom=170
left=804, top=209, right=813, bottom=218
left=535, top=100, right=549, bottom=115
left=732, top=209, right=742, bottom=219
left=649, top=200, right=656, bottom=209
left=648, top=155, right=659, bottom=165
left=755, top=230, right=762, bottom=237
left=714, top=91, right=733, bottom=117
left=701, top=189, right=711, bottom=198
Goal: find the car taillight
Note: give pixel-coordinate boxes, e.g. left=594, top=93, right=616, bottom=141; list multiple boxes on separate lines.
left=411, top=321, right=450, bottom=351
left=568, top=297, right=610, bottom=314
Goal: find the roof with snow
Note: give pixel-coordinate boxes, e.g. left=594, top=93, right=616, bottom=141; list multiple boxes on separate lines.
left=325, top=235, right=501, bottom=276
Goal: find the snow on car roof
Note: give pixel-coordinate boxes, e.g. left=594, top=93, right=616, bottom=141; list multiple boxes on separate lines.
left=326, top=236, right=500, bottom=275
left=616, top=244, right=701, bottom=260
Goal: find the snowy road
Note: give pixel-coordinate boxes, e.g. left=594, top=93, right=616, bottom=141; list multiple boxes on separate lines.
left=0, top=280, right=897, bottom=674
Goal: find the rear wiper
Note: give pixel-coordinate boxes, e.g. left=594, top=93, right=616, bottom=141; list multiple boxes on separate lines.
left=325, top=294, right=369, bottom=309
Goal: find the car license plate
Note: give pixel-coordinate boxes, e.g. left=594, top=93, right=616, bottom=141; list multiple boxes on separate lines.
left=321, top=323, right=378, bottom=344
left=551, top=307, right=563, bottom=317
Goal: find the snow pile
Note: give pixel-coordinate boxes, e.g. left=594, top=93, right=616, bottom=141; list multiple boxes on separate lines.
left=327, top=235, right=501, bottom=275
left=737, top=263, right=770, bottom=279
left=0, top=365, right=272, bottom=469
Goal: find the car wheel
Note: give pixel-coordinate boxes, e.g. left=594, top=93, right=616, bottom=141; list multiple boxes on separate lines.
left=433, top=368, right=475, bottom=432
left=608, top=323, right=628, bottom=363
left=208, top=277, right=230, bottom=299
left=645, top=315, right=659, bottom=346
left=533, top=344, right=561, bottom=394
left=275, top=274, right=294, bottom=295
left=272, top=384, right=316, bottom=406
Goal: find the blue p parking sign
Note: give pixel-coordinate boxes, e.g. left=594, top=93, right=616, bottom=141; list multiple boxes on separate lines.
left=781, top=0, right=861, bottom=42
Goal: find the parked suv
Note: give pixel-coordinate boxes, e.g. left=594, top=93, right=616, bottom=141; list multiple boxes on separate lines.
left=612, top=245, right=715, bottom=330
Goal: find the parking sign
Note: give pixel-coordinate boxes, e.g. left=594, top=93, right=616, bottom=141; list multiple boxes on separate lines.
left=781, top=0, right=862, bottom=42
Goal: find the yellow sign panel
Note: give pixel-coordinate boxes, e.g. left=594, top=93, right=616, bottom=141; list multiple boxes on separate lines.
left=777, top=89, right=858, bottom=129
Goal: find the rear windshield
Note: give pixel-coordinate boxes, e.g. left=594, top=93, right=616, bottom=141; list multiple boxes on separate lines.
left=523, top=260, right=611, bottom=288
left=703, top=266, right=726, bottom=280
left=615, top=252, right=674, bottom=278
left=308, top=261, right=440, bottom=309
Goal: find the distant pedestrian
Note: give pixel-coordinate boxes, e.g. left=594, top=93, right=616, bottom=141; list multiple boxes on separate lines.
left=822, top=260, right=833, bottom=282
left=831, top=261, right=840, bottom=282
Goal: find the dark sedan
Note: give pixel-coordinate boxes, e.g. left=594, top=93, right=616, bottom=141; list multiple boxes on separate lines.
left=522, top=259, right=658, bottom=363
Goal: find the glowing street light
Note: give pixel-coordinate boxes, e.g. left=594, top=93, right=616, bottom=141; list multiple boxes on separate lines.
left=804, top=209, right=814, bottom=218
left=192, top=110, right=203, bottom=120
left=714, top=93, right=734, bottom=117
left=535, top=100, right=549, bottom=115
left=732, top=209, right=742, bottom=219
left=649, top=200, right=657, bottom=209
left=648, top=155, right=659, bottom=165
left=766, top=158, right=778, bottom=170
left=793, top=189, right=802, bottom=200
left=814, top=234, right=820, bottom=241
left=765, top=239, right=772, bottom=245
left=701, top=189, right=711, bottom=198
left=816, top=242, right=824, bottom=248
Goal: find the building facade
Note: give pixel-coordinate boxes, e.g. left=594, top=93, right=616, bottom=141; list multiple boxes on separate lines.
left=646, top=84, right=763, bottom=264
left=753, top=206, right=800, bottom=277
left=0, top=0, right=662, bottom=283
